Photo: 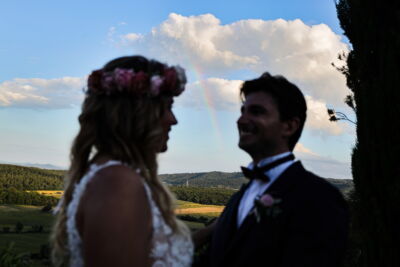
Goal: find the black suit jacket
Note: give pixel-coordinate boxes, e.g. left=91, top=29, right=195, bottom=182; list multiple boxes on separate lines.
left=205, top=162, right=349, bottom=267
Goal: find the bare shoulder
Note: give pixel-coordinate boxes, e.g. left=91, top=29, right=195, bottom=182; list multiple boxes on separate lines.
left=90, top=164, right=142, bottom=188
left=79, top=164, right=152, bottom=266
left=84, top=164, right=146, bottom=204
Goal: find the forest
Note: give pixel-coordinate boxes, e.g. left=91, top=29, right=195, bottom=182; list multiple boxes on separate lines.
left=0, top=164, right=353, bottom=206
left=0, top=164, right=64, bottom=190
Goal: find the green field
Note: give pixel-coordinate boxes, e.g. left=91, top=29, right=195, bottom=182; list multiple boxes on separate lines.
left=0, top=233, right=49, bottom=252
left=0, top=201, right=218, bottom=257
left=0, top=205, right=52, bottom=266
left=0, top=205, right=54, bottom=229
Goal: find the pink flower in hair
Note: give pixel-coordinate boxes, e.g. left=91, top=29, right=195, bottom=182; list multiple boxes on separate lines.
left=114, top=68, right=134, bottom=90
left=161, top=67, right=178, bottom=94
left=102, top=74, right=114, bottom=90
left=131, top=71, right=149, bottom=94
left=150, top=75, right=163, bottom=96
left=86, top=63, right=186, bottom=96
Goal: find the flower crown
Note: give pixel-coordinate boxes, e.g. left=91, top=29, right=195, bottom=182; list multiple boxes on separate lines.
left=87, top=65, right=186, bottom=97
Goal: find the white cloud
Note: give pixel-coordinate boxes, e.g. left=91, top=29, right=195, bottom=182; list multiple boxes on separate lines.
left=294, top=143, right=319, bottom=156
left=294, top=143, right=351, bottom=179
left=123, top=33, right=142, bottom=41
left=305, top=95, right=344, bottom=135
left=178, top=77, right=346, bottom=135
left=0, top=77, right=85, bottom=109
left=108, top=26, right=117, bottom=43
left=177, top=78, right=242, bottom=111
left=299, top=153, right=352, bottom=179
left=0, top=73, right=345, bottom=136
left=119, top=13, right=350, bottom=106
left=120, top=33, right=143, bottom=46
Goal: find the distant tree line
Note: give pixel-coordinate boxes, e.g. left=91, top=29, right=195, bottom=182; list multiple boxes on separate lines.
left=0, top=187, right=58, bottom=206
left=0, top=164, right=353, bottom=207
left=170, top=186, right=236, bottom=205
left=0, top=163, right=353, bottom=192
left=0, top=164, right=64, bottom=190
left=161, top=171, right=247, bottom=189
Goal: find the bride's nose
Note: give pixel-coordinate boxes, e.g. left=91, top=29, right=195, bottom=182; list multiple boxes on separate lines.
left=166, top=110, right=178, bottom=126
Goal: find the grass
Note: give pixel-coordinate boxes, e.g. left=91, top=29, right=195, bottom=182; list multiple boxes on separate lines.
left=0, top=205, right=54, bottom=256
left=0, top=205, right=54, bottom=230
left=0, top=233, right=49, bottom=254
left=0, top=200, right=221, bottom=257
left=183, top=221, right=205, bottom=231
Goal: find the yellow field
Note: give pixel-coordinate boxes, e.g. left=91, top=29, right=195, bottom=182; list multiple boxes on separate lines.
left=175, top=207, right=224, bottom=214
left=32, top=191, right=224, bottom=215
left=28, top=190, right=63, bottom=199
left=175, top=200, right=224, bottom=215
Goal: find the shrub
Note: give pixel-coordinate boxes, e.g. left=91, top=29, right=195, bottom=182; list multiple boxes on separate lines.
left=31, top=225, right=44, bottom=233
left=15, top=222, right=24, bottom=233
left=41, top=204, right=52, bottom=213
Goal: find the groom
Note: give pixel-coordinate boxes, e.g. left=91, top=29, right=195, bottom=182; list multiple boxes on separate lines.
left=205, top=73, right=349, bottom=267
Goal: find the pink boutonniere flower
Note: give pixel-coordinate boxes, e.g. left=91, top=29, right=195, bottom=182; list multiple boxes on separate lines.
left=252, top=193, right=282, bottom=223
left=260, top=194, right=275, bottom=206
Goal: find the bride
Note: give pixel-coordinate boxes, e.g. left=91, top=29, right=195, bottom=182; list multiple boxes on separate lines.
left=51, top=55, right=193, bottom=266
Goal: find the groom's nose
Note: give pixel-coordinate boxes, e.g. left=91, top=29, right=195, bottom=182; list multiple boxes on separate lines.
left=237, top=111, right=248, bottom=125
left=237, top=117, right=248, bottom=132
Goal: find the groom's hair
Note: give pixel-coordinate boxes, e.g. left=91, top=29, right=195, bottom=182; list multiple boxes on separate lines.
left=240, top=72, right=307, bottom=150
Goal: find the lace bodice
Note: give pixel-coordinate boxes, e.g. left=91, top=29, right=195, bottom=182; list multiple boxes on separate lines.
left=65, top=160, right=193, bottom=267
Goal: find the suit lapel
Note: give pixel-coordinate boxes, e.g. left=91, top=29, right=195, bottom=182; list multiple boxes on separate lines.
left=264, top=161, right=305, bottom=196
left=212, top=182, right=250, bottom=259
left=221, top=161, right=306, bottom=258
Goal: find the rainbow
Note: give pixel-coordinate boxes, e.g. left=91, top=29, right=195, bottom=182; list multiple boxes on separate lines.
left=190, top=64, right=224, bottom=149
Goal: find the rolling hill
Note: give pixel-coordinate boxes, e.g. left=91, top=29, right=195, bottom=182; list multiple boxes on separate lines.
left=0, top=164, right=353, bottom=196
left=160, top=171, right=354, bottom=195
left=0, top=164, right=64, bottom=190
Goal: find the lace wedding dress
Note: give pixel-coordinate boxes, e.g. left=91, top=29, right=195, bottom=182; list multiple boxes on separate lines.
left=65, top=160, right=194, bottom=267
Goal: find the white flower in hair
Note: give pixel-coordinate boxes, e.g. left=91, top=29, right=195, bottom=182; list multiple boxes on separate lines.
left=150, top=75, right=164, bottom=96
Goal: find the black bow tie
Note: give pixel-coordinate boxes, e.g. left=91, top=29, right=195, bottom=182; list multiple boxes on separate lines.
left=241, top=154, right=295, bottom=182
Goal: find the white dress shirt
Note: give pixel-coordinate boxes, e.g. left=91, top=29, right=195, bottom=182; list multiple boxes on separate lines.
left=237, top=151, right=295, bottom=227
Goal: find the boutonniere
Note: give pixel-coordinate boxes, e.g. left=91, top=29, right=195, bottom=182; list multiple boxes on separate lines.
left=252, top=193, right=282, bottom=223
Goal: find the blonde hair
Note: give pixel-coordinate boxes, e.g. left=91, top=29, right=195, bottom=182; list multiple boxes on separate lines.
left=51, top=56, right=189, bottom=266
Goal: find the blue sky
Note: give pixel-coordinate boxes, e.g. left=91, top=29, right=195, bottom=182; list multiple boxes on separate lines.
left=0, top=0, right=355, bottom=178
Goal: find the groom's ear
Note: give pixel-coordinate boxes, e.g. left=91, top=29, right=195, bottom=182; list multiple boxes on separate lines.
left=282, top=117, right=300, bottom=139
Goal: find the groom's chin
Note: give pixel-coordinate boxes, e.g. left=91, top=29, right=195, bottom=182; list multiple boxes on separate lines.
left=238, top=141, right=251, bottom=153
